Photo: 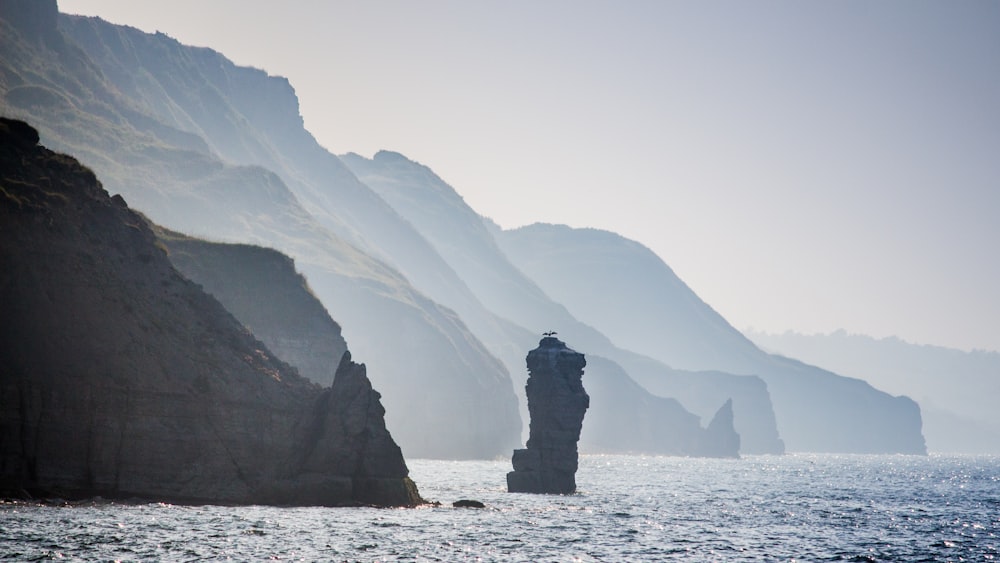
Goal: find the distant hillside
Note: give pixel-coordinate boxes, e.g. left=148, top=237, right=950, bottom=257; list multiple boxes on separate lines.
left=58, top=12, right=520, bottom=375
left=749, top=330, right=1000, bottom=454
left=582, top=356, right=739, bottom=457
left=0, top=1, right=521, bottom=459
left=1, top=0, right=927, bottom=456
left=498, top=223, right=926, bottom=454
left=343, top=151, right=778, bottom=456
left=0, top=117, right=420, bottom=506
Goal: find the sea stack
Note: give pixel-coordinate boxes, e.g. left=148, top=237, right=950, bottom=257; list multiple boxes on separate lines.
left=507, top=336, right=589, bottom=494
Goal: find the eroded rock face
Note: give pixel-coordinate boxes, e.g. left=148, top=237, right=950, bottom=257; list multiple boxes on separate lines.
left=507, top=337, right=589, bottom=494
left=0, top=119, right=421, bottom=506
left=158, top=232, right=349, bottom=388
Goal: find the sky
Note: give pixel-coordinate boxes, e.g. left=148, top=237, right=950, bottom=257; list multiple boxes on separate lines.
left=59, top=0, right=1000, bottom=352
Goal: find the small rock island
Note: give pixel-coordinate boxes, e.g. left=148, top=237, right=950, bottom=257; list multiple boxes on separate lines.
left=507, top=335, right=589, bottom=494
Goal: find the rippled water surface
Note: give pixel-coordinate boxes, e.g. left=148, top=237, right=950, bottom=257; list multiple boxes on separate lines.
left=2, top=454, right=998, bottom=561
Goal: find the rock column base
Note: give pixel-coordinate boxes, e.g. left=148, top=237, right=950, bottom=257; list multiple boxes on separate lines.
left=506, top=448, right=576, bottom=494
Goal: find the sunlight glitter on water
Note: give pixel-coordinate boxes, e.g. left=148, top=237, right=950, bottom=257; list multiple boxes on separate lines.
left=1, top=454, right=998, bottom=561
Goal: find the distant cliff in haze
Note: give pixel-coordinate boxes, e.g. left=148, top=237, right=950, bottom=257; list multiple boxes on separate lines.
left=343, top=151, right=769, bottom=456
left=497, top=224, right=926, bottom=454
left=750, top=330, right=1000, bottom=454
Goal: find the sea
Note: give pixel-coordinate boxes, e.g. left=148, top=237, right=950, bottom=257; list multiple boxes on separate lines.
left=2, top=454, right=997, bottom=562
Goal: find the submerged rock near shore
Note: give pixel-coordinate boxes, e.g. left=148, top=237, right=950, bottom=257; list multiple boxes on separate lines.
left=508, top=336, right=590, bottom=494
left=0, top=118, right=421, bottom=506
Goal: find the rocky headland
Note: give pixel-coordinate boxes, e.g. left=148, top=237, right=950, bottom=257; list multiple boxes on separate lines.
left=507, top=337, right=590, bottom=494
left=0, top=118, right=421, bottom=506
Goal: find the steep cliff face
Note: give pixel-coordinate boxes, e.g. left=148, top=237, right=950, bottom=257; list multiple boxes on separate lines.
left=161, top=233, right=521, bottom=460
left=57, top=13, right=510, bottom=370
left=157, top=233, right=524, bottom=460
left=0, top=118, right=420, bottom=506
left=1, top=5, right=522, bottom=460
left=158, top=231, right=348, bottom=388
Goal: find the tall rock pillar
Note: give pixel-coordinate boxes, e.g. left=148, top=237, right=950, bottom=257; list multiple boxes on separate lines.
left=507, top=336, right=589, bottom=494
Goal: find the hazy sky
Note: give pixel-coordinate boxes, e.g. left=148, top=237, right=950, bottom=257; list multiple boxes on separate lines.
left=59, top=1, right=1000, bottom=352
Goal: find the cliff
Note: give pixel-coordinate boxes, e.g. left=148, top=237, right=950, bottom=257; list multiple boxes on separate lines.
left=498, top=223, right=926, bottom=454
left=0, top=118, right=421, bottom=506
left=1, top=4, right=522, bottom=459
left=156, top=230, right=348, bottom=388
left=3, top=2, right=924, bottom=456
left=581, top=356, right=739, bottom=457
left=343, top=151, right=783, bottom=455
left=749, top=329, right=1000, bottom=454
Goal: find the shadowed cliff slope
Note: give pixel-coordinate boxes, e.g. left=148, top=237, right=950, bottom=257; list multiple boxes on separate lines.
left=0, top=2, right=521, bottom=459
left=157, top=229, right=348, bottom=388
left=0, top=118, right=421, bottom=506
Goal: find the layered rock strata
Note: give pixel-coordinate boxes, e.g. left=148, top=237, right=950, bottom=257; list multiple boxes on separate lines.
left=507, top=337, right=589, bottom=494
left=0, top=118, right=421, bottom=506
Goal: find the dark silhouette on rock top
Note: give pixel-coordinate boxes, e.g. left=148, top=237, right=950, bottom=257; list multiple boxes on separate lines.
left=507, top=337, right=590, bottom=494
left=0, top=118, right=421, bottom=506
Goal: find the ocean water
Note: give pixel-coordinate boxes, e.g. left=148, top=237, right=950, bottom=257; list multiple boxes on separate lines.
left=2, top=454, right=997, bottom=562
